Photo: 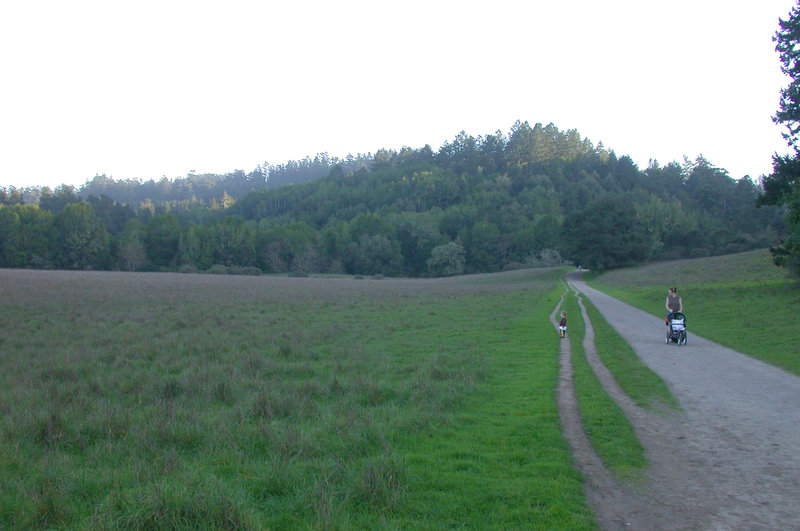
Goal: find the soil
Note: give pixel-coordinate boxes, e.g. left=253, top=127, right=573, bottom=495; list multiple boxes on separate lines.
left=555, top=271, right=800, bottom=530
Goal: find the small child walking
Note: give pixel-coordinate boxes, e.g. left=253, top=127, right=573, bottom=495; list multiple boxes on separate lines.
left=558, top=311, right=567, bottom=338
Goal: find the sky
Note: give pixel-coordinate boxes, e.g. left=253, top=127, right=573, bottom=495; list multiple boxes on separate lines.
left=1, top=0, right=797, bottom=190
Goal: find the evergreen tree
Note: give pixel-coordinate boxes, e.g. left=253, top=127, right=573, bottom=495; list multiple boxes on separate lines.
left=759, top=0, right=800, bottom=274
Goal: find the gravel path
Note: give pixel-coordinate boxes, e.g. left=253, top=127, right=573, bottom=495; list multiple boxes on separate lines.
left=559, top=271, right=800, bottom=530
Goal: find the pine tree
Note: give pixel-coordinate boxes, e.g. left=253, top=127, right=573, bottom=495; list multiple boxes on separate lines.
left=760, top=1, right=800, bottom=274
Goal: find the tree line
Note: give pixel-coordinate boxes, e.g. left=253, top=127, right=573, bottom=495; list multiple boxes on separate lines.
left=0, top=121, right=785, bottom=276
left=4, top=153, right=372, bottom=208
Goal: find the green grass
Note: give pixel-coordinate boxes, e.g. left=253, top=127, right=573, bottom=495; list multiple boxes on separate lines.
left=582, top=298, right=679, bottom=412
left=0, top=268, right=595, bottom=529
left=588, top=249, right=800, bottom=375
left=394, top=282, right=595, bottom=529
left=559, top=285, right=646, bottom=480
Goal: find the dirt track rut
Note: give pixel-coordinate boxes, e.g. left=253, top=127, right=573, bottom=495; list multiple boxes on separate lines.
left=556, top=271, right=800, bottom=530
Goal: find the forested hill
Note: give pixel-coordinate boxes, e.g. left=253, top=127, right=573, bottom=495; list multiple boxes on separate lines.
left=0, top=121, right=785, bottom=276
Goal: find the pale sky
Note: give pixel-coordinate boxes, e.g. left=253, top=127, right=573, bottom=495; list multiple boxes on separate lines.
left=0, top=0, right=796, bottom=189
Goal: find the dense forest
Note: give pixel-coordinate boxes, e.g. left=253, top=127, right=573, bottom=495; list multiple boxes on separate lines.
left=0, top=121, right=785, bottom=276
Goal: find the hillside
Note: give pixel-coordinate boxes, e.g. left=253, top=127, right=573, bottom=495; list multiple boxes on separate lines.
left=0, top=121, right=785, bottom=276
left=590, top=249, right=800, bottom=373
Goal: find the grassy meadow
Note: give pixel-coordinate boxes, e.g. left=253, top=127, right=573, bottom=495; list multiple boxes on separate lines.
left=0, top=268, right=599, bottom=529
left=589, top=249, right=800, bottom=375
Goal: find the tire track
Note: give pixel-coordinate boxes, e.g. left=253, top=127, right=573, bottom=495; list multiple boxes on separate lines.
left=552, top=282, right=655, bottom=530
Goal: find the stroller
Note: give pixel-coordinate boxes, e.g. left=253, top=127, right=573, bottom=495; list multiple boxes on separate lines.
left=665, top=311, right=687, bottom=345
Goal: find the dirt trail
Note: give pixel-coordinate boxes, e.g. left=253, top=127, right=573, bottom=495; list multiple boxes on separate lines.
left=556, top=271, right=800, bottom=530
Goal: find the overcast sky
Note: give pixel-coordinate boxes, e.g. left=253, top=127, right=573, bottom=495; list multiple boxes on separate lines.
left=0, top=0, right=796, bottom=189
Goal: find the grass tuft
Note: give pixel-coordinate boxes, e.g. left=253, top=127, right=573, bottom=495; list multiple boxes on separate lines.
left=353, top=448, right=407, bottom=512
left=36, top=412, right=71, bottom=447
left=110, top=481, right=253, bottom=530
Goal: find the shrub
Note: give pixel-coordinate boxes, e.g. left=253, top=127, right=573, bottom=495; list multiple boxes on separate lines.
left=207, top=264, right=229, bottom=274
left=427, top=242, right=465, bottom=277
left=178, top=263, right=199, bottom=274
left=227, top=266, right=262, bottom=276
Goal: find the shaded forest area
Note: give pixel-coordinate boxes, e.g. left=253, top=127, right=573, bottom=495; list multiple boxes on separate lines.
left=0, top=121, right=785, bottom=276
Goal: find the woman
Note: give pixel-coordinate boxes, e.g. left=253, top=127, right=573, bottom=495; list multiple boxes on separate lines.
left=665, top=287, right=683, bottom=338
left=665, top=287, right=683, bottom=314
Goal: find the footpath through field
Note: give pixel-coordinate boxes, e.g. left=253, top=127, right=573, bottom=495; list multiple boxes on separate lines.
left=560, top=270, right=800, bottom=530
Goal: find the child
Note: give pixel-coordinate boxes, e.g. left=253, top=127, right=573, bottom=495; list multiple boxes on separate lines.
left=558, top=311, right=567, bottom=338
